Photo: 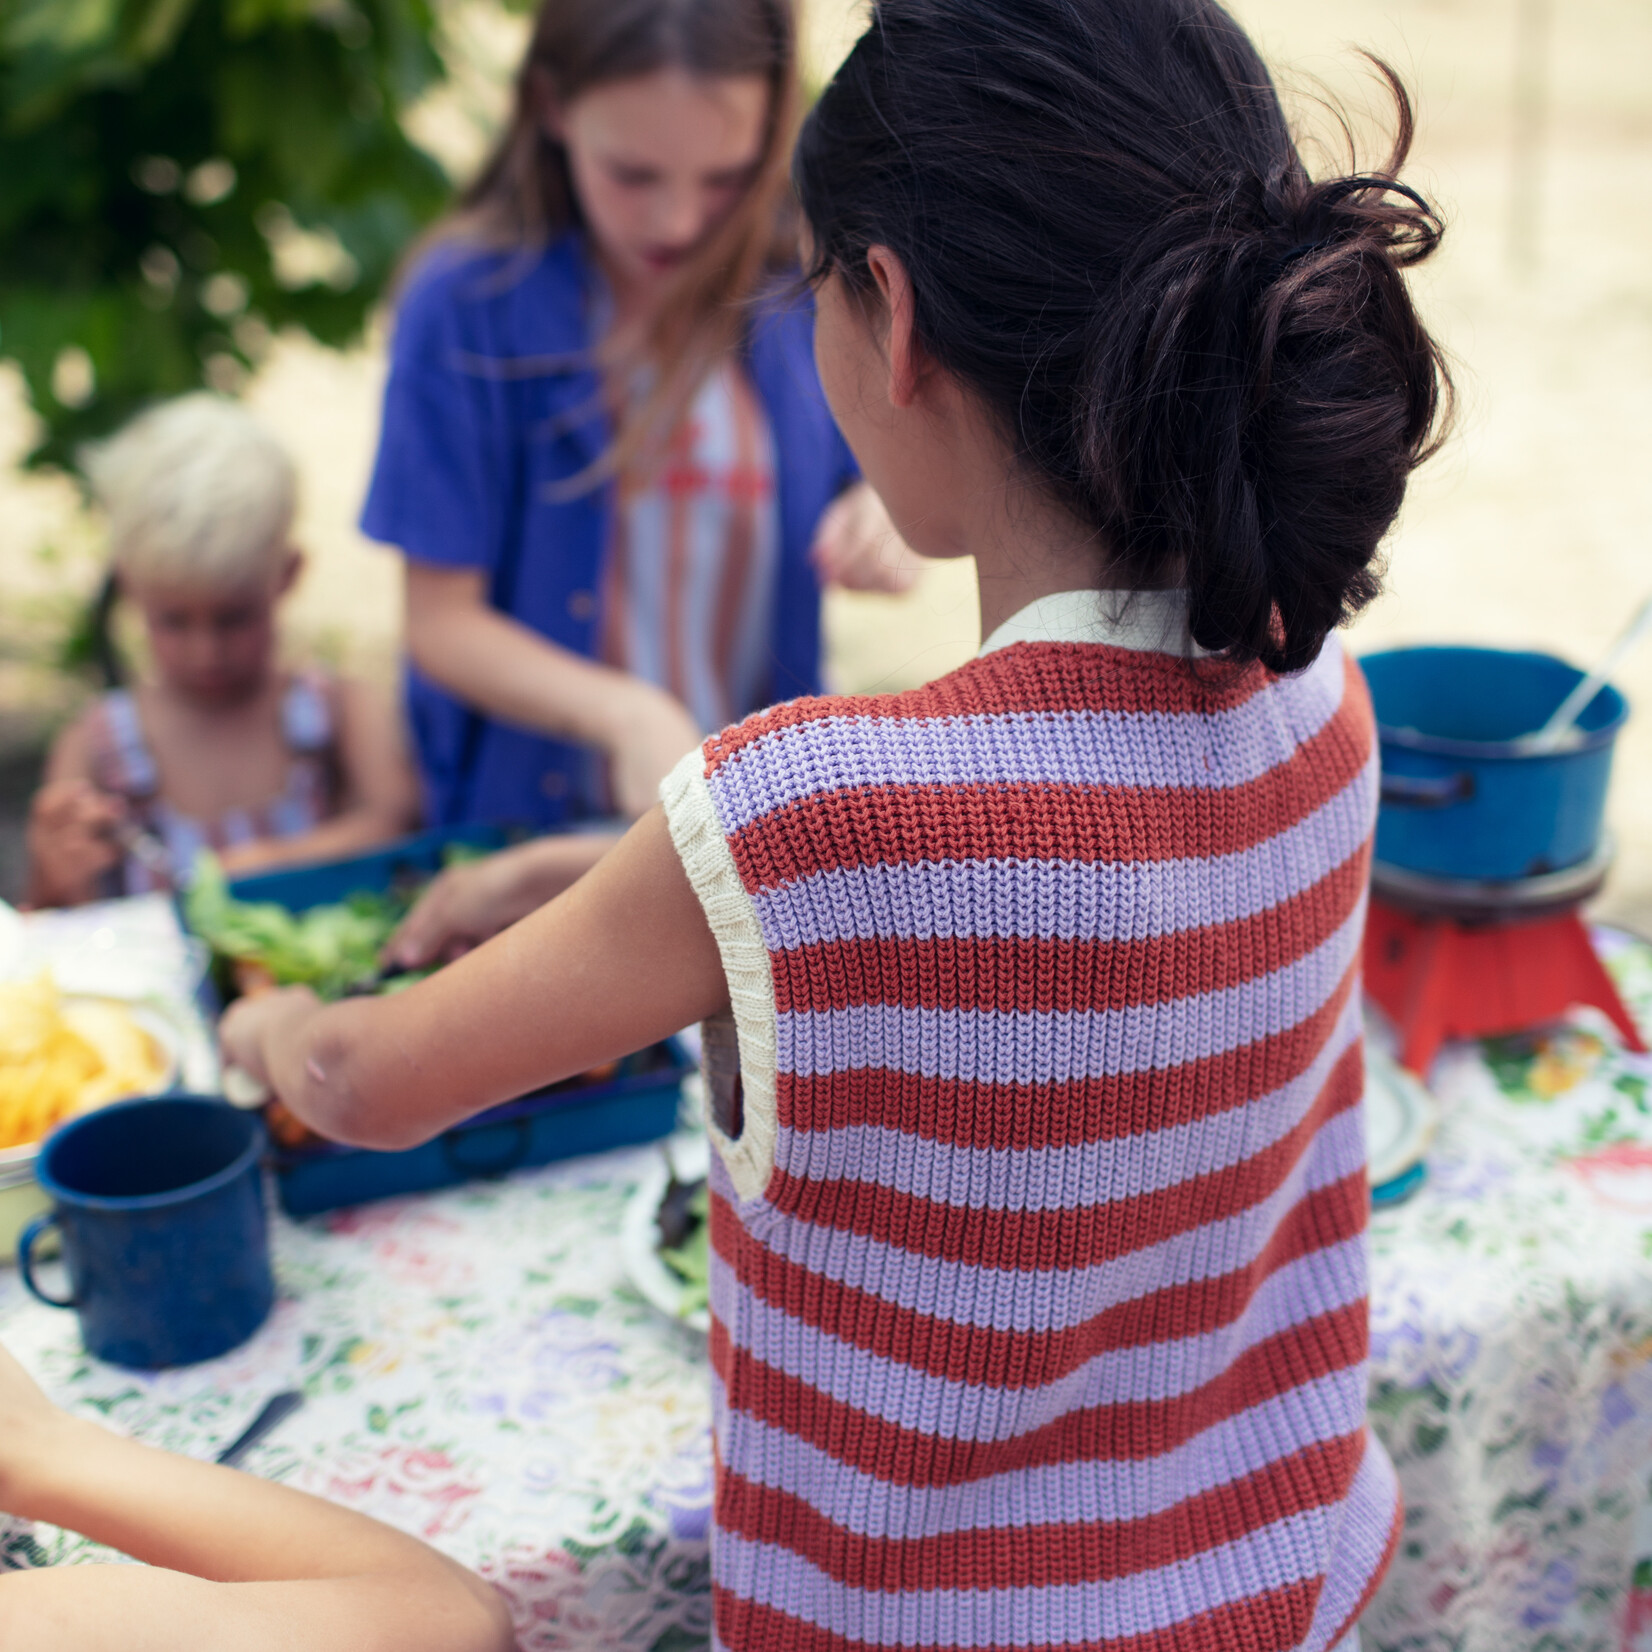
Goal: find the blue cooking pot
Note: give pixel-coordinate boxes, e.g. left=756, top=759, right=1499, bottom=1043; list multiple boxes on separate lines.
left=1361, top=646, right=1628, bottom=882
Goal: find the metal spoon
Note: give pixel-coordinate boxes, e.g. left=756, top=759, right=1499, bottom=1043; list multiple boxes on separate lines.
left=1519, top=591, right=1652, bottom=753
left=215, top=1390, right=304, bottom=1470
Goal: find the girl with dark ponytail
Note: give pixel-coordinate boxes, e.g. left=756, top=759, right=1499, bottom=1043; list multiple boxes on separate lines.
left=227, top=5, right=1451, bottom=1650
left=797, top=3, right=1449, bottom=670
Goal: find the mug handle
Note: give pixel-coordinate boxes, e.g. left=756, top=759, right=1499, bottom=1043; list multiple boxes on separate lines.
left=17, top=1215, right=75, bottom=1309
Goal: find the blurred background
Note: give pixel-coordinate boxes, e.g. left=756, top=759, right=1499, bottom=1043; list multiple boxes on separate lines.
left=0, top=0, right=1648, bottom=915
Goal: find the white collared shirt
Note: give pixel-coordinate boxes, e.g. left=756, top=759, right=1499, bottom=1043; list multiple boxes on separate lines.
left=978, top=588, right=1209, bottom=658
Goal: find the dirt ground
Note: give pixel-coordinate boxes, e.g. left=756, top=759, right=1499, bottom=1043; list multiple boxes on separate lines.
left=1, top=0, right=1649, bottom=919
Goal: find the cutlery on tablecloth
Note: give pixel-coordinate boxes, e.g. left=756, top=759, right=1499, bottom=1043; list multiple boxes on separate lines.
left=216, top=1390, right=304, bottom=1470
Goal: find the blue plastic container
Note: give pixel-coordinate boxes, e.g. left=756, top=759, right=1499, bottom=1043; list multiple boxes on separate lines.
left=223, top=823, right=511, bottom=908
left=191, top=826, right=686, bottom=1216
left=268, top=1043, right=689, bottom=1217
left=1361, top=646, right=1628, bottom=881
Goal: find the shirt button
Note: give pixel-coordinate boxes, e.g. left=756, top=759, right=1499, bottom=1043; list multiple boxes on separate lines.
left=540, top=771, right=569, bottom=799
left=567, top=589, right=597, bottom=622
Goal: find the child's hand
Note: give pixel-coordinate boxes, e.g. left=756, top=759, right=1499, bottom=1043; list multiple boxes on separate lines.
left=810, top=482, right=922, bottom=594
left=386, top=856, right=526, bottom=969
left=604, top=683, right=702, bottom=819
left=219, top=986, right=323, bottom=1099
left=385, top=835, right=613, bottom=968
left=24, top=780, right=124, bottom=907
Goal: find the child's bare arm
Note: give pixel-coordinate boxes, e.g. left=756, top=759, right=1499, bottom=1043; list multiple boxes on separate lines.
left=406, top=562, right=702, bottom=819
left=221, top=806, right=727, bottom=1149
left=23, top=716, right=123, bottom=908
left=0, top=1342, right=512, bottom=1652
left=384, top=831, right=622, bottom=969
left=218, top=679, right=418, bottom=876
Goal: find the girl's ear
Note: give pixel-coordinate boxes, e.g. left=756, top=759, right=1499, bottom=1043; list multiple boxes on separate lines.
left=864, top=245, right=924, bottom=410
left=529, top=65, right=565, bottom=142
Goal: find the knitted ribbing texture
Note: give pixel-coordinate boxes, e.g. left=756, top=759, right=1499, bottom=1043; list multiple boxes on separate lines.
left=663, top=634, right=1399, bottom=1652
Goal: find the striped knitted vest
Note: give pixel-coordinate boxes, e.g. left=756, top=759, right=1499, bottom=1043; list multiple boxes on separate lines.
left=663, top=625, right=1398, bottom=1652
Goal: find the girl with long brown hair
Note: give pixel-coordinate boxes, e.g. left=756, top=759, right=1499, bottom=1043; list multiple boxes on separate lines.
left=361, top=0, right=908, bottom=834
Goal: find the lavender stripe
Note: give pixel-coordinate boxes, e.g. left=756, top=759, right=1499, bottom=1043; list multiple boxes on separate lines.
left=751, top=761, right=1375, bottom=948
left=719, top=1367, right=1372, bottom=1539
left=1299, top=1443, right=1399, bottom=1652
left=716, top=1234, right=1368, bottom=1442
left=709, top=642, right=1348, bottom=835
left=778, top=991, right=1361, bottom=1204
left=738, top=1105, right=1366, bottom=1334
left=775, top=905, right=1364, bottom=1084
left=713, top=1501, right=1337, bottom=1646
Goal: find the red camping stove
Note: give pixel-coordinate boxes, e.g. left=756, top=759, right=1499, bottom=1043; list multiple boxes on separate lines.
left=1363, top=842, right=1647, bottom=1076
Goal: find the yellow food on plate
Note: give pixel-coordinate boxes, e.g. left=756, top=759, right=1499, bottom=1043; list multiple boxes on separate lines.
left=0, top=975, right=168, bottom=1150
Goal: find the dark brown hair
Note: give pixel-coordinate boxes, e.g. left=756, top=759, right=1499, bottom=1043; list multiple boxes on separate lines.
left=797, top=0, right=1452, bottom=672
left=437, top=0, right=800, bottom=471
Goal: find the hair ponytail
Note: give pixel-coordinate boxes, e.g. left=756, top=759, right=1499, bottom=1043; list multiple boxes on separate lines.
left=799, top=0, right=1452, bottom=671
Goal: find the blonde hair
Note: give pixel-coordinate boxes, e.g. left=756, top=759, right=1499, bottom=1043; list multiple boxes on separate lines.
left=85, top=395, right=297, bottom=589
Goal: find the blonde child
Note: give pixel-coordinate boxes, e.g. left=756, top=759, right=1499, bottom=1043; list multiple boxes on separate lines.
left=25, top=395, right=416, bottom=906
left=225, top=1, right=1451, bottom=1647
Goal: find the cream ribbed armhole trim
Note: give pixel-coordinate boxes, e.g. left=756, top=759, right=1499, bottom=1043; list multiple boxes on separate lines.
left=660, top=748, right=778, bottom=1201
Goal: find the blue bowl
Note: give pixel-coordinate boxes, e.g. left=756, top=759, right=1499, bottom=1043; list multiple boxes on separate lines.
left=1361, top=645, right=1628, bottom=882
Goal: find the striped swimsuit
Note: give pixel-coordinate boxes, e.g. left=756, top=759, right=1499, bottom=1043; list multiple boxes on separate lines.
left=85, top=673, right=340, bottom=894
left=662, top=590, right=1396, bottom=1652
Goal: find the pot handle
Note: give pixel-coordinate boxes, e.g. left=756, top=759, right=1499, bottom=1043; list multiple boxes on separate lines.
left=1380, top=771, right=1475, bottom=808
left=17, top=1215, right=75, bottom=1309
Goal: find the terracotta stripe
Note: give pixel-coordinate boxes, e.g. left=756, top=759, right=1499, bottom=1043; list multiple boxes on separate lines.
left=728, top=698, right=1371, bottom=890
left=711, top=369, right=762, bottom=729
left=661, top=415, right=697, bottom=706
left=775, top=961, right=1359, bottom=1147
left=714, top=1295, right=1368, bottom=1490
left=769, top=850, right=1369, bottom=1017
left=703, top=646, right=1303, bottom=771
left=763, top=1040, right=1363, bottom=1271
left=713, top=1567, right=1323, bottom=1652
left=716, top=1430, right=1366, bottom=1590
left=714, top=1172, right=1369, bottom=1399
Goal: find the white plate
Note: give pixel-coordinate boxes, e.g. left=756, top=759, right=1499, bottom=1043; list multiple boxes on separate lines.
left=1365, top=1045, right=1437, bottom=1187
left=620, top=1134, right=711, bottom=1334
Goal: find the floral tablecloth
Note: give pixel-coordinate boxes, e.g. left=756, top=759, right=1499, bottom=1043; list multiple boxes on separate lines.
left=0, top=1143, right=716, bottom=1649
left=10, top=907, right=1652, bottom=1651
left=1363, top=929, right=1652, bottom=1652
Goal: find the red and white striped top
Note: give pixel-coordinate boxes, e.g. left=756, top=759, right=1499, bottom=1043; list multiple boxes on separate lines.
left=662, top=590, right=1397, bottom=1652
left=602, top=360, right=779, bottom=735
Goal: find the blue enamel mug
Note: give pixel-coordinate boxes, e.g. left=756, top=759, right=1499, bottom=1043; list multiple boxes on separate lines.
left=18, top=1096, right=273, bottom=1369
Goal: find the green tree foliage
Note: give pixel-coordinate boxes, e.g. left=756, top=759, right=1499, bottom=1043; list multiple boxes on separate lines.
left=0, top=0, right=453, bottom=471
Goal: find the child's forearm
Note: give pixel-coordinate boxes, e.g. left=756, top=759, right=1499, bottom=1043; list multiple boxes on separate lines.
left=252, top=991, right=414, bottom=1149
left=12, top=1409, right=428, bottom=1583
left=1, top=1407, right=510, bottom=1647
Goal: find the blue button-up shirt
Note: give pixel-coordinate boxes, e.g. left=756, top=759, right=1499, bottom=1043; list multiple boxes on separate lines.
left=361, top=232, right=858, bottom=829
